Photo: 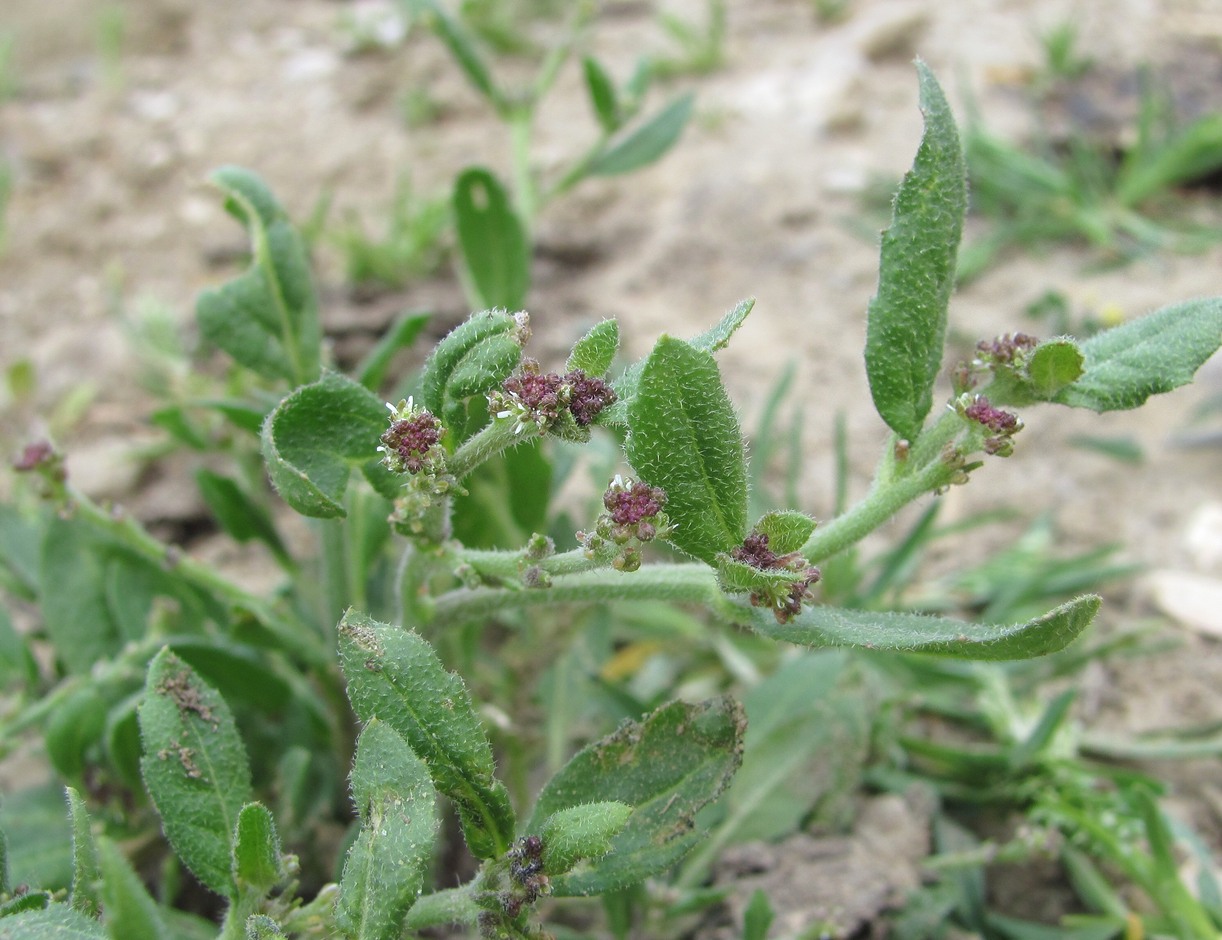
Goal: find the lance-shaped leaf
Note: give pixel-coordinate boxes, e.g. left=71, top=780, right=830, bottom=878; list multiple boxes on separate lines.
left=262, top=372, right=397, bottom=519
left=626, top=337, right=747, bottom=564
left=196, top=167, right=321, bottom=386
left=420, top=310, right=524, bottom=436
left=588, top=93, right=695, bottom=177
left=0, top=903, right=106, bottom=939
left=65, top=789, right=100, bottom=918
left=96, top=836, right=168, bottom=940
left=527, top=697, right=745, bottom=895
left=582, top=56, right=621, bottom=133
left=566, top=319, right=620, bottom=377
left=453, top=168, right=530, bottom=312
left=338, top=611, right=515, bottom=860
left=138, top=648, right=252, bottom=898
left=1052, top=298, right=1222, bottom=411
left=744, top=594, right=1100, bottom=660
left=864, top=62, right=966, bottom=442
left=232, top=803, right=281, bottom=893
left=337, top=720, right=438, bottom=940
left=605, top=298, right=753, bottom=427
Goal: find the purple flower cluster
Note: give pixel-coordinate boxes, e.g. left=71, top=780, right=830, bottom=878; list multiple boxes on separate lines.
left=604, top=480, right=666, bottom=527
left=380, top=412, right=443, bottom=474
left=731, top=532, right=821, bottom=624
left=963, top=396, right=1020, bottom=434
left=497, top=362, right=618, bottom=431
left=566, top=369, right=617, bottom=427
left=976, top=332, right=1038, bottom=365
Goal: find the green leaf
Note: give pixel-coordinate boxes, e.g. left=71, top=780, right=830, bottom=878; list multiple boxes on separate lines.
left=40, top=518, right=124, bottom=674
left=261, top=372, right=393, bottom=519
left=864, top=62, right=966, bottom=442
left=0, top=606, right=35, bottom=690
left=356, top=311, right=431, bottom=391
left=528, top=697, right=745, bottom=896
left=337, top=720, right=438, bottom=940
left=743, top=889, right=774, bottom=940
left=538, top=802, right=633, bottom=876
left=626, top=336, right=748, bottom=564
left=746, top=594, right=1100, bottom=659
left=96, top=837, right=168, bottom=940
left=752, top=510, right=817, bottom=554
left=715, top=554, right=801, bottom=598
left=338, top=611, right=515, bottom=860
left=245, top=915, right=287, bottom=939
left=1053, top=298, right=1222, bottom=411
left=453, top=168, right=530, bottom=311
left=588, top=93, right=695, bottom=177
left=196, top=167, right=320, bottom=386
left=138, top=648, right=252, bottom=898
left=408, top=0, right=500, bottom=106
left=1026, top=338, right=1084, bottom=398
left=582, top=56, right=621, bottom=133
left=64, top=789, right=100, bottom=918
left=195, top=469, right=288, bottom=561
left=232, top=804, right=281, bottom=892
left=420, top=310, right=523, bottom=435
left=566, top=319, right=620, bottom=376
left=0, top=904, right=105, bottom=939
left=47, top=689, right=110, bottom=782
left=0, top=783, right=73, bottom=890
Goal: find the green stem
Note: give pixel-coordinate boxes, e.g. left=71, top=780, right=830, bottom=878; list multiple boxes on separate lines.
left=457, top=543, right=614, bottom=582
left=448, top=416, right=542, bottom=479
left=509, top=111, right=536, bottom=235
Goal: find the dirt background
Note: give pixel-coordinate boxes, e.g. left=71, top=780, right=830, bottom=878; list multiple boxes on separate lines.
left=2, top=0, right=1222, bottom=932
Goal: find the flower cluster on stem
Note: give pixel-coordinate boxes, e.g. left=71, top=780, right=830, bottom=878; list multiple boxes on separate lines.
left=488, top=361, right=616, bottom=438
left=578, top=475, right=671, bottom=572
left=731, top=532, right=821, bottom=624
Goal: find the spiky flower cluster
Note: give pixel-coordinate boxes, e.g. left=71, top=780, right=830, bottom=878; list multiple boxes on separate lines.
left=952, top=331, right=1041, bottom=393
left=490, top=361, right=616, bottom=436
left=579, top=476, right=671, bottom=571
left=732, top=532, right=822, bottom=624
left=378, top=398, right=446, bottom=475
left=959, top=394, right=1023, bottom=456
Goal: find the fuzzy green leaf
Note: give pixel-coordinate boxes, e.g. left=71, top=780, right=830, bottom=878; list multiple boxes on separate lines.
left=588, top=93, right=694, bottom=177
left=64, top=789, right=100, bottom=918
left=196, top=167, right=320, bottom=386
left=0, top=904, right=105, bottom=939
left=746, top=594, right=1100, bottom=659
left=1053, top=298, right=1222, bottom=411
left=538, top=802, right=633, bottom=876
left=1027, top=338, right=1085, bottom=398
left=40, top=519, right=124, bottom=673
left=96, top=836, right=168, bottom=940
left=232, top=804, right=280, bottom=892
left=338, top=611, right=515, bottom=860
left=138, top=648, right=252, bottom=898
left=420, top=310, right=523, bottom=435
left=582, top=56, right=621, bottom=133
left=337, top=720, right=438, bottom=940
left=626, top=336, right=748, bottom=564
left=47, top=690, right=110, bottom=782
left=1, top=783, right=72, bottom=891
left=245, top=915, right=288, bottom=939
left=528, top=697, right=745, bottom=895
left=261, top=372, right=394, bottom=519
left=714, top=555, right=801, bottom=597
left=864, top=62, right=966, bottom=442
left=753, top=510, right=817, bottom=554
left=566, top=319, right=620, bottom=376
left=453, top=168, right=530, bottom=311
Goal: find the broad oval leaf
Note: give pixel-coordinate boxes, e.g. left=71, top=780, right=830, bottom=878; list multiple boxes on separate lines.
left=337, top=720, right=438, bottom=940
left=338, top=611, right=515, bottom=860
left=626, top=336, right=748, bottom=564
left=138, top=648, right=252, bottom=898
left=196, top=167, right=320, bottom=386
left=588, top=93, right=694, bottom=177
left=864, top=62, right=966, bottom=442
left=752, top=510, right=817, bottom=555
left=1027, top=338, right=1085, bottom=398
left=528, top=697, right=745, bottom=896
left=1053, top=298, right=1222, bottom=411
left=0, top=903, right=106, bottom=939
left=745, top=594, right=1100, bottom=660
left=261, top=372, right=394, bottom=519
left=453, top=168, right=530, bottom=311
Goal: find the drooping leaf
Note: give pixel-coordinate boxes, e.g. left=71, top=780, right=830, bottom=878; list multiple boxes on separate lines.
left=196, top=167, right=321, bottom=386
left=626, top=337, right=748, bottom=564
left=453, top=168, right=530, bottom=311
left=64, top=789, right=100, bottom=918
left=262, top=372, right=395, bottom=519
left=232, top=803, right=281, bottom=893
left=420, top=310, right=524, bottom=435
left=582, top=56, right=621, bottom=133
left=96, top=836, right=168, bottom=940
left=566, top=319, right=620, bottom=376
left=746, top=594, right=1100, bottom=659
left=138, top=648, right=252, bottom=898
left=338, top=611, right=515, bottom=860
left=864, top=62, right=967, bottom=442
left=337, top=720, right=438, bottom=940
left=0, top=903, right=106, bottom=939
left=588, top=93, right=695, bottom=177
left=1053, top=298, right=1222, bottom=411
left=528, top=697, right=745, bottom=895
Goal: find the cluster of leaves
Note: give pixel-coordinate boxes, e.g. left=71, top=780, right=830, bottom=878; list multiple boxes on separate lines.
left=1, top=62, right=1220, bottom=940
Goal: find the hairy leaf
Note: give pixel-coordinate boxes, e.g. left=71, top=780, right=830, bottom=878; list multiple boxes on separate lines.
left=338, top=611, right=515, bottom=859
left=453, top=168, right=530, bottom=311
left=262, top=372, right=394, bottom=519
left=1053, top=299, right=1222, bottom=411
left=626, top=337, right=748, bottom=563
left=746, top=594, right=1100, bottom=659
left=528, top=697, right=745, bottom=895
left=1027, top=338, right=1085, bottom=398
left=864, top=62, right=966, bottom=442
left=566, top=319, right=620, bottom=376
left=337, top=721, right=438, bottom=940
left=232, top=804, right=280, bottom=893
left=139, top=649, right=252, bottom=897
left=0, top=904, right=105, bottom=939
left=538, top=802, right=633, bottom=876
left=96, top=836, right=168, bottom=940
left=64, top=789, right=100, bottom=918
left=420, top=309, right=523, bottom=435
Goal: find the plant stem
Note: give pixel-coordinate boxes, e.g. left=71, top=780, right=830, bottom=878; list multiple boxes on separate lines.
left=456, top=542, right=614, bottom=582
left=509, top=110, right=536, bottom=236
left=448, top=417, right=542, bottom=480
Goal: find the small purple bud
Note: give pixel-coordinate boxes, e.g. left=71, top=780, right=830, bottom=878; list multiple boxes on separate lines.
left=380, top=407, right=444, bottom=474
left=564, top=369, right=617, bottom=426
left=603, top=480, right=667, bottom=526
left=964, top=396, right=1021, bottom=434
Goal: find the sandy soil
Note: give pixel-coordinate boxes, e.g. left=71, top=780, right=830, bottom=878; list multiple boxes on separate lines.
left=2, top=0, right=1222, bottom=931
